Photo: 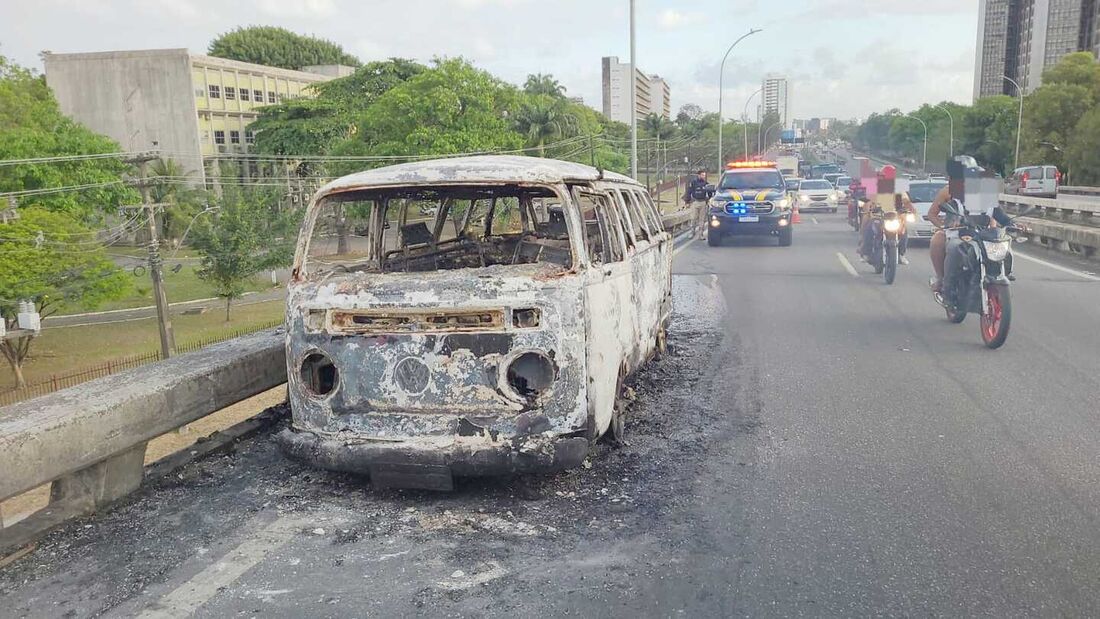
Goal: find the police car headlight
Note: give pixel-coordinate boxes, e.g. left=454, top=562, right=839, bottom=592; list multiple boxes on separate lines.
left=709, top=198, right=727, bottom=208
left=883, top=219, right=901, bottom=232
left=776, top=197, right=790, bottom=209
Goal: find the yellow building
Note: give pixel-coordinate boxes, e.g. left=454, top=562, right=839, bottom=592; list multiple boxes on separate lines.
left=45, top=49, right=351, bottom=179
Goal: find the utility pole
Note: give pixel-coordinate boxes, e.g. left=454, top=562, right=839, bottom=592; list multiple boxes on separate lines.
left=126, top=151, right=175, bottom=359
left=629, top=0, right=638, bottom=179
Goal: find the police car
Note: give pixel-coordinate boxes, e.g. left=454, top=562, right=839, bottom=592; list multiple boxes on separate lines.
left=707, top=161, right=794, bottom=247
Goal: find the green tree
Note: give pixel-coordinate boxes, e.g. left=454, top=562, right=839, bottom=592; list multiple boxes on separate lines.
left=208, top=26, right=359, bottom=69
left=513, top=95, right=578, bottom=156
left=961, top=95, right=1018, bottom=175
left=1020, top=83, right=1092, bottom=170
left=523, top=73, right=566, bottom=98
left=0, top=56, right=137, bottom=216
left=345, top=58, right=524, bottom=159
left=0, top=208, right=130, bottom=387
left=1042, top=51, right=1100, bottom=101
left=641, top=113, right=678, bottom=141
left=189, top=189, right=299, bottom=321
left=250, top=59, right=425, bottom=157
left=1067, top=107, right=1100, bottom=185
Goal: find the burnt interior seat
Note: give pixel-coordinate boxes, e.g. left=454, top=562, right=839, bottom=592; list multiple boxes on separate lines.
left=400, top=221, right=434, bottom=247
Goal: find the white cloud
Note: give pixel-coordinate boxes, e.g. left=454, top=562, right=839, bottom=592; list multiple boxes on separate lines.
left=251, top=0, right=335, bottom=18
left=658, top=9, right=700, bottom=30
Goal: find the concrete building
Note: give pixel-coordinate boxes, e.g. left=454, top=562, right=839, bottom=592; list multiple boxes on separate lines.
left=761, top=74, right=790, bottom=128
left=601, top=56, right=671, bottom=124
left=974, top=0, right=1100, bottom=99
left=43, top=49, right=345, bottom=179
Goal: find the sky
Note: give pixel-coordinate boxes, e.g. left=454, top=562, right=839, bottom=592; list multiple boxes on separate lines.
left=0, top=0, right=980, bottom=122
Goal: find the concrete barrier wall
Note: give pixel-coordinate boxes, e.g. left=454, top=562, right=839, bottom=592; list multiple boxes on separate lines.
left=0, top=330, right=285, bottom=507
left=1000, top=194, right=1100, bottom=258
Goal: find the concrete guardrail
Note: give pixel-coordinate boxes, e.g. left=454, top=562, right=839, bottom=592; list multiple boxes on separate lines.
left=1000, top=194, right=1100, bottom=258
left=0, top=330, right=286, bottom=550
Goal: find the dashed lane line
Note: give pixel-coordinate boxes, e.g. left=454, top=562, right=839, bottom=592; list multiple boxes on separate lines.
left=136, top=515, right=305, bottom=618
left=836, top=252, right=860, bottom=278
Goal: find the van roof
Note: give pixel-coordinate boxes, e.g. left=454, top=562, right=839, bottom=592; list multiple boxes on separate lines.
left=318, top=155, right=639, bottom=196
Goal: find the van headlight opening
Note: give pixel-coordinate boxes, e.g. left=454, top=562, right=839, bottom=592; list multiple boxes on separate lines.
left=505, top=351, right=555, bottom=400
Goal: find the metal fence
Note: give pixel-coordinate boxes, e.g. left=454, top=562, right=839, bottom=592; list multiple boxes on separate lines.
left=0, top=319, right=283, bottom=408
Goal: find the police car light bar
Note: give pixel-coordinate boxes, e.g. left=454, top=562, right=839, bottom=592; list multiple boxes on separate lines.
left=727, top=161, right=778, bottom=169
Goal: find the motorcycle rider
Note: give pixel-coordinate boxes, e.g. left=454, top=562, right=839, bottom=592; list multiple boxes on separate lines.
left=858, top=188, right=914, bottom=265
left=683, top=169, right=710, bottom=240
left=929, top=160, right=1021, bottom=295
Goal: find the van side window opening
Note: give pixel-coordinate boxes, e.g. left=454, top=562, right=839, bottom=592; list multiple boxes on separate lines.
left=618, top=189, right=651, bottom=242
left=303, top=185, right=573, bottom=276
left=574, top=189, right=628, bottom=264
left=634, top=190, right=663, bottom=234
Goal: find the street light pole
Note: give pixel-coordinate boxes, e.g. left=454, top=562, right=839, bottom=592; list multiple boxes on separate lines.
left=716, top=28, right=762, bottom=172
left=742, top=87, right=762, bottom=159
left=1003, top=75, right=1024, bottom=170
left=907, top=114, right=928, bottom=172
left=629, top=0, right=637, bottom=179
left=935, top=104, right=954, bottom=156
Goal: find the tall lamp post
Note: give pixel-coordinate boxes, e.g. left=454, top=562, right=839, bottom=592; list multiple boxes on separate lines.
left=629, top=0, right=637, bottom=178
left=742, top=87, right=763, bottom=159
left=716, top=28, right=762, bottom=172
left=1003, top=75, right=1024, bottom=170
left=907, top=114, right=928, bottom=172
left=935, top=104, right=954, bottom=157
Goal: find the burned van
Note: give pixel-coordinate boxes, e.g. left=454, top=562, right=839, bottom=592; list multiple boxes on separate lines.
left=278, top=156, right=674, bottom=489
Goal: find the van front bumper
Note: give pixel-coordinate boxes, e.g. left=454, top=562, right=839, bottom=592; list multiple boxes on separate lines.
left=277, top=426, right=590, bottom=490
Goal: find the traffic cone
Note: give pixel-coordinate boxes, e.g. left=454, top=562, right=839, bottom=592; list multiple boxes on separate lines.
left=791, top=205, right=802, bottom=224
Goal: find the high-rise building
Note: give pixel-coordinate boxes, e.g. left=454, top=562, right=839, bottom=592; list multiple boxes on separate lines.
left=974, top=0, right=1100, bottom=99
left=44, top=49, right=345, bottom=180
left=761, top=74, right=790, bottom=128
left=601, top=56, right=671, bottom=124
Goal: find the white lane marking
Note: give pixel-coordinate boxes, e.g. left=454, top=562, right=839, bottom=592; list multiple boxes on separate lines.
left=836, top=252, right=860, bottom=277
left=811, top=217, right=819, bottom=225
left=137, top=516, right=303, bottom=618
left=1014, top=249, right=1100, bottom=282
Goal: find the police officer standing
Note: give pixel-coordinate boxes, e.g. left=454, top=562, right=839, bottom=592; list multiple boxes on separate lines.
left=683, top=169, right=710, bottom=240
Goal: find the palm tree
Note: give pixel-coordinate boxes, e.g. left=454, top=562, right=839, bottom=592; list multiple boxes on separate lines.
left=523, top=73, right=566, bottom=98
left=514, top=97, right=578, bottom=157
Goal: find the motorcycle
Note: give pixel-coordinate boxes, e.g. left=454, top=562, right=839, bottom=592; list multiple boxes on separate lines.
left=932, top=211, right=1026, bottom=349
left=847, top=197, right=863, bottom=231
left=864, top=206, right=916, bottom=285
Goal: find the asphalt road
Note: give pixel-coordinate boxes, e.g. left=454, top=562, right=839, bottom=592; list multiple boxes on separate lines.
left=4, top=215, right=1100, bottom=616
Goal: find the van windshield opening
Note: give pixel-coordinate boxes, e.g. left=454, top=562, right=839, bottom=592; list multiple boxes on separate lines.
left=302, top=184, right=573, bottom=276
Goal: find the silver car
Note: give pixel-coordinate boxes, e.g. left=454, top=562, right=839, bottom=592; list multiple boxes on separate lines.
left=906, top=180, right=947, bottom=242
left=795, top=179, right=842, bottom=213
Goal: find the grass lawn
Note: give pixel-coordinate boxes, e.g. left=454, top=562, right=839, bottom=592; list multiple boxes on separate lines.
left=1, top=299, right=285, bottom=393
left=58, top=266, right=276, bottom=314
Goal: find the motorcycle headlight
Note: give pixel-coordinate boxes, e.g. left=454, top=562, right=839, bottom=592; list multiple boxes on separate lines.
left=883, top=219, right=901, bottom=232
left=830, top=192, right=840, bottom=201
left=983, top=240, right=1011, bottom=262
left=799, top=194, right=810, bottom=202
left=905, top=212, right=917, bottom=223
